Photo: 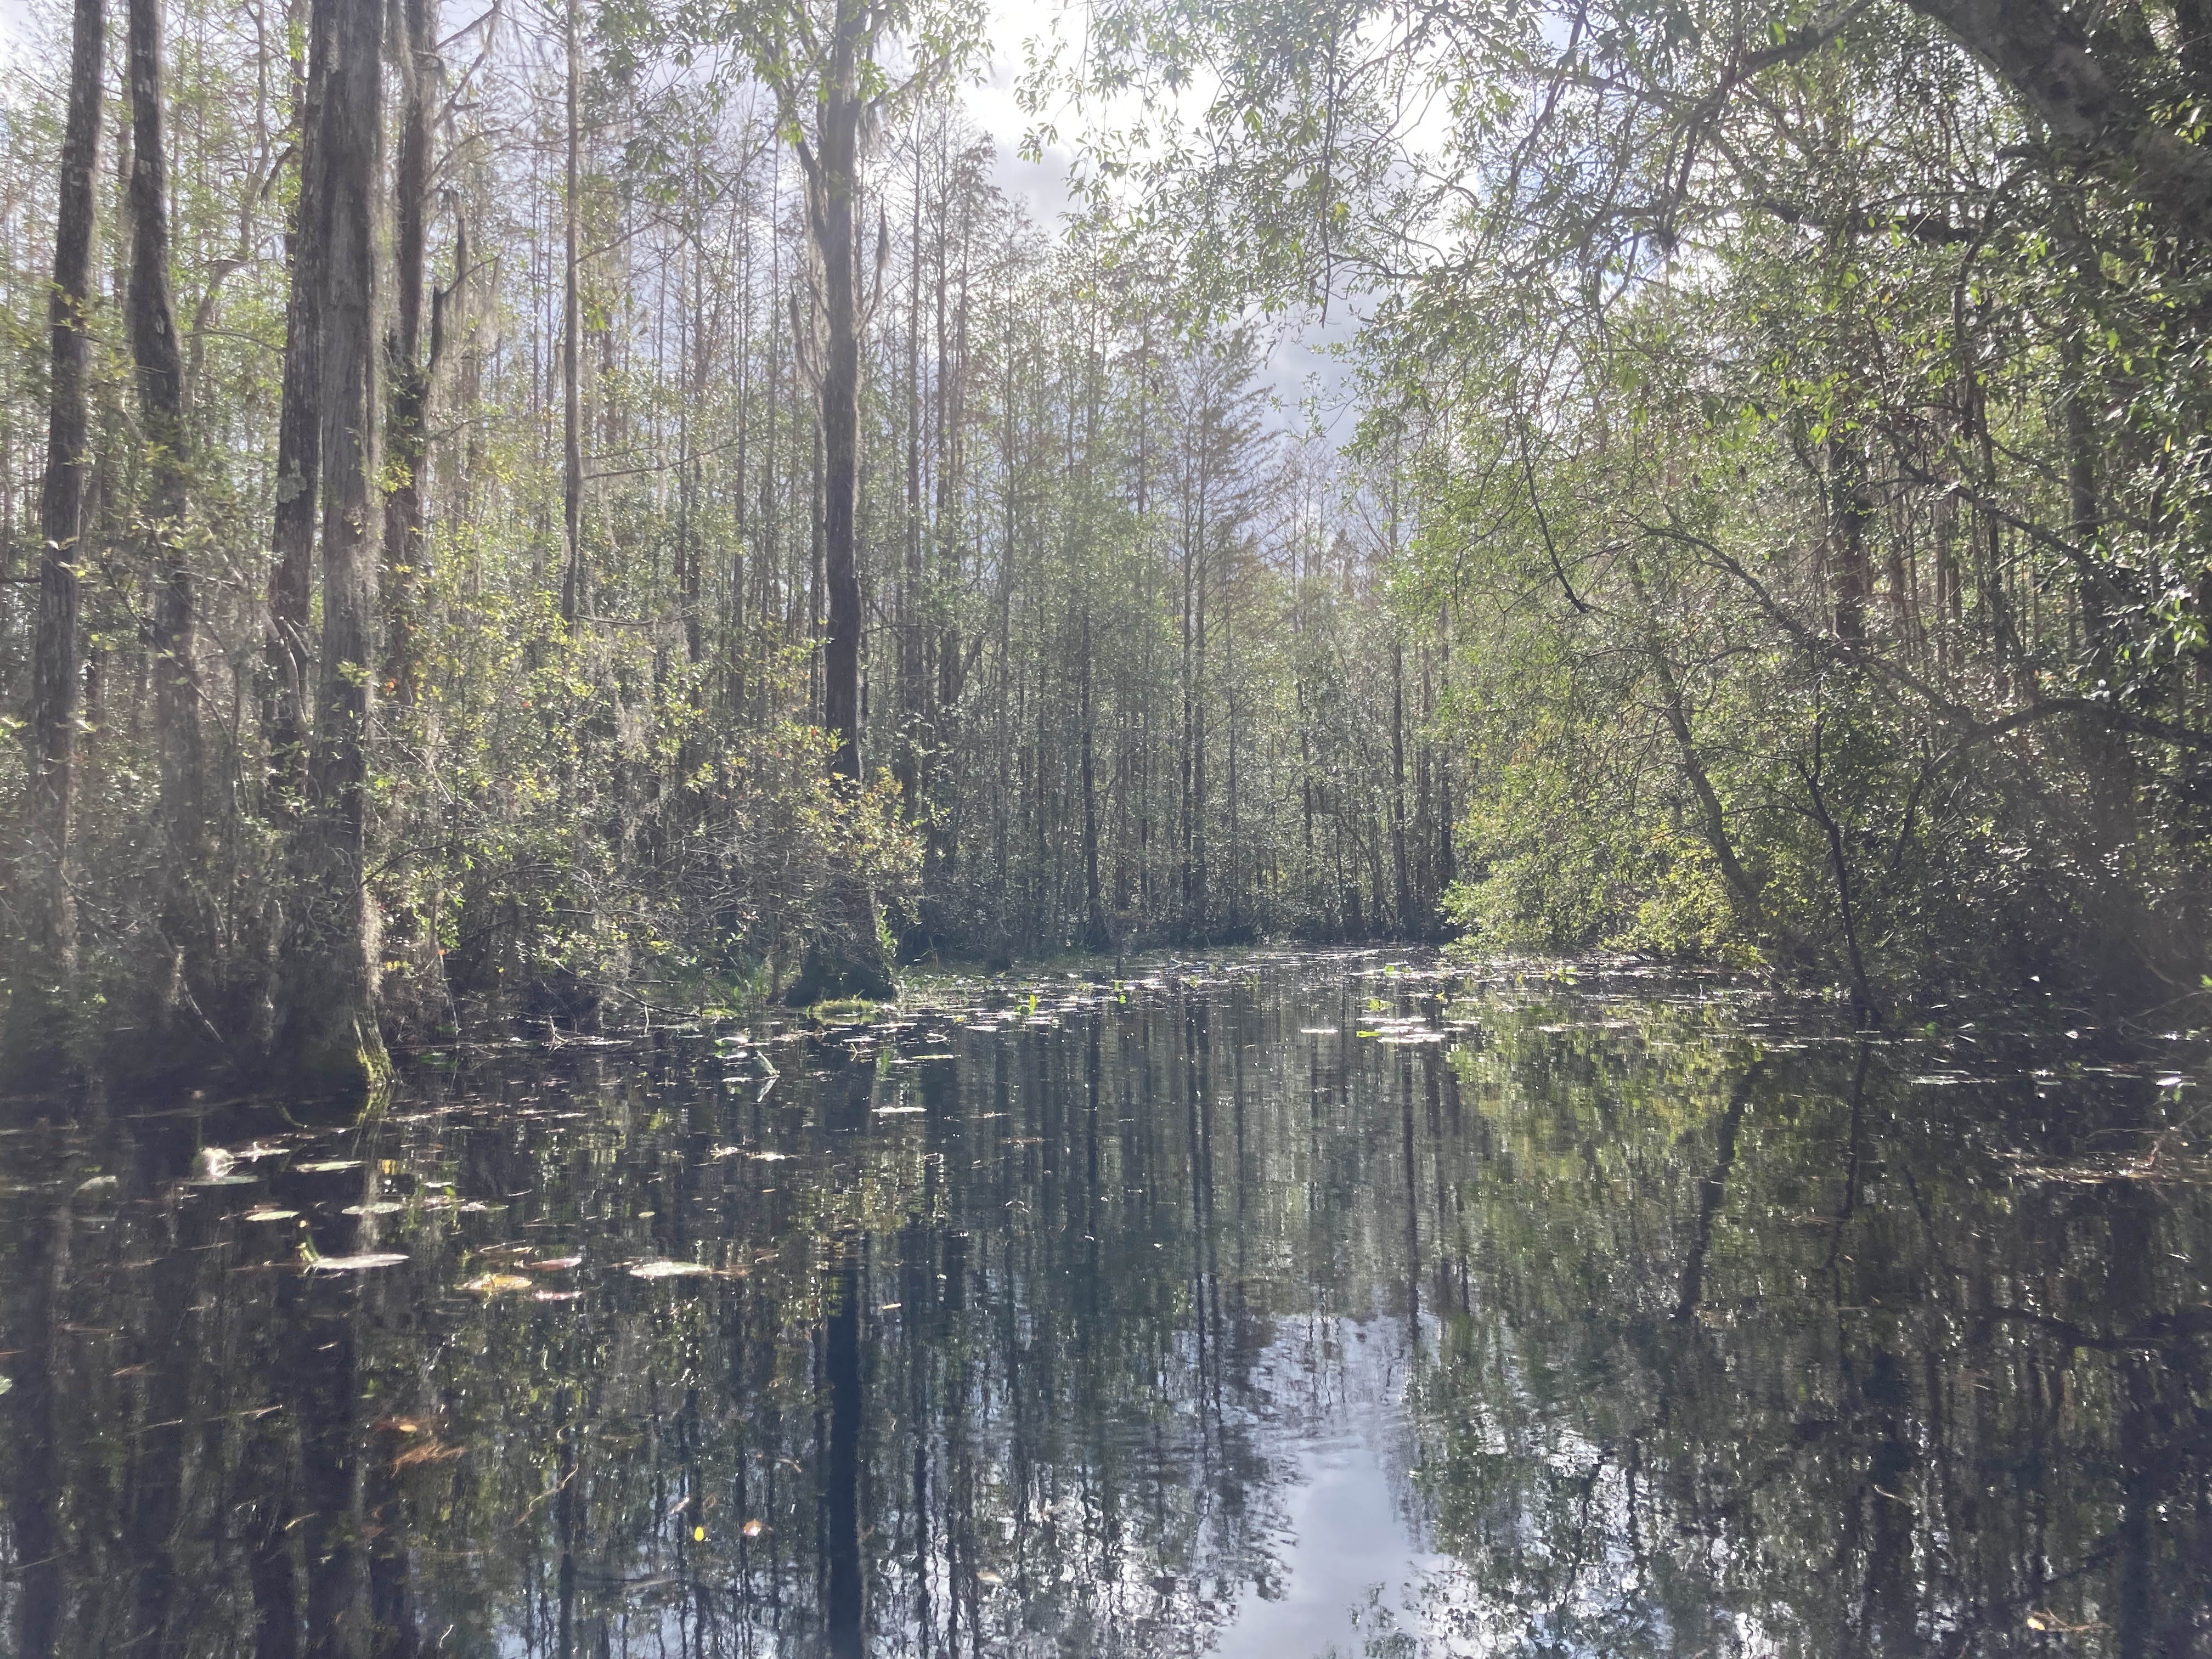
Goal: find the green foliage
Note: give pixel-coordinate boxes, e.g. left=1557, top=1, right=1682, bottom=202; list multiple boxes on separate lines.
left=1054, top=0, right=2212, bottom=1005
left=0, top=0, right=1443, bottom=1080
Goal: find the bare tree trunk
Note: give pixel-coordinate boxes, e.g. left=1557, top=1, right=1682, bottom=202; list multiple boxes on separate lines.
left=279, top=0, right=388, bottom=1094
left=898, top=138, right=923, bottom=818
left=1390, top=635, right=1410, bottom=936
left=1081, top=613, right=1107, bottom=952
left=783, top=0, right=893, bottom=1001
left=128, top=0, right=204, bottom=887
left=559, top=0, right=583, bottom=629
left=265, top=0, right=328, bottom=806
left=11, top=0, right=104, bottom=1077
left=798, top=2, right=868, bottom=780
left=381, top=0, right=437, bottom=702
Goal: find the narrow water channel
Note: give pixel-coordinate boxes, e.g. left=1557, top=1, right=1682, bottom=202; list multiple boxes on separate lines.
left=2, top=954, right=2207, bottom=1656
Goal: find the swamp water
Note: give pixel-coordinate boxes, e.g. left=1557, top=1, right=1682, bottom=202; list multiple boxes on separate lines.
left=2, top=953, right=2208, bottom=1657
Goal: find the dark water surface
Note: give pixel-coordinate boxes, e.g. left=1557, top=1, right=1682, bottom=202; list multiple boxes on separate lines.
left=3, top=954, right=2209, bottom=1657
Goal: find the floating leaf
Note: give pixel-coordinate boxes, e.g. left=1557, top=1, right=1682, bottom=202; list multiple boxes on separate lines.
left=240, top=1209, right=300, bottom=1223
left=310, top=1252, right=408, bottom=1272
left=342, top=1201, right=407, bottom=1216
left=527, top=1256, right=583, bottom=1272
left=296, top=1160, right=362, bottom=1173
left=627, top=1260, right=717, bottom=1280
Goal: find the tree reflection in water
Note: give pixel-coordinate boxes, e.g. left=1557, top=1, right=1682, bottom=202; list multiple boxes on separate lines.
left=1, top=957, right=2207, bottom=1657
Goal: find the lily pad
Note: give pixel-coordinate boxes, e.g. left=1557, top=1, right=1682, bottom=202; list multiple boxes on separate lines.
left=309, top=1252, right=408, bottom=1272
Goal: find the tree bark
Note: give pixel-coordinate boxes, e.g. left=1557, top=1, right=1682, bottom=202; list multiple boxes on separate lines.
left=381, top=0, right=437, bottom=703
left=266, top=0, right=329, bottom=806
left=1904, top=0, right=2212, bottom=249
left=775, top=0, right=895, bottom=1002
left=1081, top=616, right=1108, bottom=952
left=898, top=138, right=924, bottom=817
left=11, top=0, right=104, bottom=1078
left=798, top=1, right=868, bottom=780
left=128, top=0, right=204, bottom=881
left=559, top=0, right=583, bottom=629
left=1390, top=634, right=1411, bottom=935
left=279, top=0, right=390, bottom=1095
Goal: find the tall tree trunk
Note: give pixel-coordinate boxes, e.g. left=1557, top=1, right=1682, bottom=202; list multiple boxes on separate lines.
left=11, top=0, right=104, bottom=1078
left=279, top=0, right=389, bottom=1094
left=1080, top=613, right=1107, bottom=952
left=128, top=0, right=204, bottom=894
left=898, top=138, right=923, bottom=818
left=1390, top=635, right=1410, bottom=936
left=381, top=0, right=436, bottom=703
left=558, top=0, right=583, bottom=629
left=927, top=188, right=964, bottom=893
left=266, top=0, right=329, bottom=806
left=799, top=2, right=867, bottom=779
left=782, top=0, right=893, bottom=1001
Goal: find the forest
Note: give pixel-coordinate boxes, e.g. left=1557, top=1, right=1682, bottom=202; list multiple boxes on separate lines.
left=3, top=0, right=2210, bottom=1091
left=4, top=5, right=2211, bottom=1654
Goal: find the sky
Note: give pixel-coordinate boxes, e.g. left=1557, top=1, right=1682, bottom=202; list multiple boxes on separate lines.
left=0, top=0, right=1359, bottom=432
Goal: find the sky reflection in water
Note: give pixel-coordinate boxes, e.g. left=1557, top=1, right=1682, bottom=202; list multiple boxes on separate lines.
left=2, top=954, right=2208, bottom=1657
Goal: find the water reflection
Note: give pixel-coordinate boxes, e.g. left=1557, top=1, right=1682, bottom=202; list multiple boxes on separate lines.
left=2, top=957, right=2208, bottom=1657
